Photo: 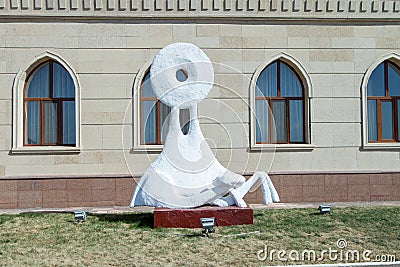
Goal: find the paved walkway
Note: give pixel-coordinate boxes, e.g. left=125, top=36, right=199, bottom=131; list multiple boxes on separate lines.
left=0, top=201, right=399, bottom=215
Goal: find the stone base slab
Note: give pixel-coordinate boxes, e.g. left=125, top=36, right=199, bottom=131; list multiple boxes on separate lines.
left=153, top=206, right=253, bottom=228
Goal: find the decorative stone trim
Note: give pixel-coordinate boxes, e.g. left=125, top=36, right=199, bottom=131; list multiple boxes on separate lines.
left=360, top=53, right=400, bottom=151
left=249, top=52, right=313, bottom=151
left=0, top=0, right=399, bottom=20
left=11, top=51, right=82, bottom=154
left=10, top=146, right=82, bottom=154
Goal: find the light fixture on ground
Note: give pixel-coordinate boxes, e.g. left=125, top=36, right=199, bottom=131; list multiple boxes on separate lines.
left=74, top=210, right=86, bottom=223
left=318, top=205, right=331, bottom=214
left=200, top=217, right=215, bottom=237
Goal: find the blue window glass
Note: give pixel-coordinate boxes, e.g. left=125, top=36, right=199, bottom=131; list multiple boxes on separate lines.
left=53, top=62, right=75, bottom=98
left=63, top=101, right=76, bottom=145
left=367, top=63, right=385, bottom=96
left=398, top=100, right=400, bottom=141
left=388, top=63, right=400, bottom=97
left=255, top=99, right=269, bottom=143
left=256, top=62, right=277, bottom=97
left=367, top=100, right=377, bottom=141
left=381, top=101, right=393, bottom=140
left=272, top=101, right=287, bottom=143
left=26, top=64, right=49, bottom=98
left=289, top=100, right=303, bottom=142
left=43, top=101, right=59, bottom=144
left=141, top=100, right=156, bottom=144
left=25, top=101, right=40, bottom=144
left=141, top=72, right=156, bottom=98
left=281, top=64, right=302, bottom=97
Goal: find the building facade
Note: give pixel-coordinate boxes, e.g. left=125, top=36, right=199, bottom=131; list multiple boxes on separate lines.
left=0, top=0, right=399, bottom=208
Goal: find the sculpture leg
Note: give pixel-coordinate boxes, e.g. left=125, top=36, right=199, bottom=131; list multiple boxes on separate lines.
left=239, top=171, right=279, bottom=204
left=210, top=171, right=280, bottom=207
left=228, top=188, right=247, bottom=207
left=262, top=172, right=280, bottom=203
left=209, top=198, right=230, bottom=207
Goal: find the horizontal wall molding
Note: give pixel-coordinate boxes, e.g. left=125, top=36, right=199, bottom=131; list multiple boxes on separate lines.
left=1, top=169, right=400, bottom=180
left=0, top=0, right=399, bottom=20
left=0, top=173, right=138, bottom=180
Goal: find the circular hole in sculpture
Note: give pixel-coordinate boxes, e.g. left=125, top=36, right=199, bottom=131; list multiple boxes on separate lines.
left=176, top=69, right=188, bottom=82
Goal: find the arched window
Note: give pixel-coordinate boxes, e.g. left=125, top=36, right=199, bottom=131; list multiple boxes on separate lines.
left=255, top=60, right=305, bottom=144
left=140, top=70, right=190, bottom=145
left=367, top=61, right=400, bottom=142
left=24, top=60, right=76, bottom=146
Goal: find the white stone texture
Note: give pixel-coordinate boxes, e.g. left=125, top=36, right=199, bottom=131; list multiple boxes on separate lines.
left=150, top=43, right=214, bottom=109
left=131, top=43, right=279, bottom=208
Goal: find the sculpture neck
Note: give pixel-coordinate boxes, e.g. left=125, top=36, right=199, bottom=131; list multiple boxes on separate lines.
left=169, top=104, right=199, bottom=135
left=188, top=105, right=199, bottom=132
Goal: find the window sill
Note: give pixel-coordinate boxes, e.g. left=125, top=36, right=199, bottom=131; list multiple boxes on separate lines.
left=361, top=143, right=400, bottom=151
left=11, top=146, right=81, bottom=155
left=131, top=145, right=164, bottom=153
left=250, top=144, right=315, bottom=152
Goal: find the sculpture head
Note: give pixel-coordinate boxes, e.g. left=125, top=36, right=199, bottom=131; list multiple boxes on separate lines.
left=149, top=43, right=214, bottom=109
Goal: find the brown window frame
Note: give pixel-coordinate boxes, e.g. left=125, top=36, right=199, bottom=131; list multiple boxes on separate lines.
left=367, top=61, right=400, bottom=143
left=23, top=60, right=75, bottom=146
left=255, top=60, right=306, bottom=144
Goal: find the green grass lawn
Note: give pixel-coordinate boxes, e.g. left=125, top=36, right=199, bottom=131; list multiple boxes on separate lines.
left=0, top=207, right=399, bottom=266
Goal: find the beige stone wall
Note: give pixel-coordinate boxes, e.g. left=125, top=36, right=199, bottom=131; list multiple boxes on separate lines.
left=0, top=5, right=399, bottom=178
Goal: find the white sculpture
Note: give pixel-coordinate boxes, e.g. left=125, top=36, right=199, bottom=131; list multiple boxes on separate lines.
left=130, top=43, right=280, bottom=209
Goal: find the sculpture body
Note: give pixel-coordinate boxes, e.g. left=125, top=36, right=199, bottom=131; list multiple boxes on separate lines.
left=130, top=43, right=279, bottom=208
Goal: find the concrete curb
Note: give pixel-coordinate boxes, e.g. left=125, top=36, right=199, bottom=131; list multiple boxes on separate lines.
left=0, top=201, right=399, bottom=215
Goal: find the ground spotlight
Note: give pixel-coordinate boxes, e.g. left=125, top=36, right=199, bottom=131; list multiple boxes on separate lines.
left=74, top=210, right=87, bottom=223
left=200, top=217, right=215, bottom=237
left=318, top=205, right=331, bottom=214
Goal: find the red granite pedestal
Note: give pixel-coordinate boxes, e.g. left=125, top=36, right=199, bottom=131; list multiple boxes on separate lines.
left=153, top=206, right=253, bottom=228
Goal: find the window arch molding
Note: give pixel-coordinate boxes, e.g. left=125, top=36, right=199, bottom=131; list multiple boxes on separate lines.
left=361, top=53, right=400, bottom=150
left=12, top=51, right=81, bottom=154
left=249, top=52, right=313, bottom=151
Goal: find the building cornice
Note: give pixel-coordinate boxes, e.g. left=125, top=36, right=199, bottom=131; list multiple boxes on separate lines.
left=0, top=0, right=399, bottom=21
